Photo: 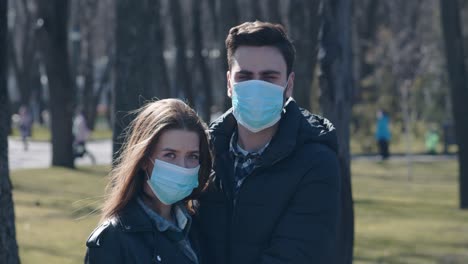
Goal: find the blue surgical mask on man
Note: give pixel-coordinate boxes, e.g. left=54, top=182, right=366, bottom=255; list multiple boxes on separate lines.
left=146, top=159, right=199, bottom=205
left=232, top=79, right=288, bottom=133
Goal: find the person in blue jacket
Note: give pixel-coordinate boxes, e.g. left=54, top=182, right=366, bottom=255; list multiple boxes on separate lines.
left=375, top=109, right=391, bottom=160
left=85, top=99, right=212, bottom=263
left=197, top=21, right=341, bottom=264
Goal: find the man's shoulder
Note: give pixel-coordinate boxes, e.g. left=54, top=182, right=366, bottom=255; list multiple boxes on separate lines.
left=287, top=142, right=340, bottom=179
left=289, top=136, right=337, bottom=160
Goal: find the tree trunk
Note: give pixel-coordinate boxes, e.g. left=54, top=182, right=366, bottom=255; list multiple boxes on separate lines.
left=440, top=0, right=468, bottom=209
left=354, top=0, right=378, bottom=102
left=192, top=1, right=213, bottom=123
left=9, top=0, right=39, bottom=108
left=0, top=0, right=21, bottom=262
left=37, top=0, right=75, bottom=168
left=288, top=0, right=321, bottom=110
left=151, top=0, right=170, bottom=100
left=113, top=0, right=165, bottom=161
left=267, top=0, right=282, bottom=24
left=169, top=0, right=194, bottom=105
left=250, top=0, right=263, bottom=20
left=78, top=0, right=97, bottom=130
left=219, top=0, right=239, bottom=110
left=206, top=0, right=219, bottom=39
left=84, top=53, right=114, bottom=132
left=319, top=0, right=355, bottom=263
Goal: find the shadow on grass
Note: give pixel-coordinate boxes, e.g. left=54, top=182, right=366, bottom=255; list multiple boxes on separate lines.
left=354, top=198, right=451, bottom=217
left=75, top=166, right=110, bottom=177
left=378, top=252, right=468, bottom=264
left=357, top=235, right=468, bottom=264
left=13, top=182, right=100, bottom=199
left=22, top=244, right=85, bottom=262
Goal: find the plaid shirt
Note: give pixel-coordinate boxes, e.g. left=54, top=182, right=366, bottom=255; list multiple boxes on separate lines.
left=229, top=130, right=269, bottom=201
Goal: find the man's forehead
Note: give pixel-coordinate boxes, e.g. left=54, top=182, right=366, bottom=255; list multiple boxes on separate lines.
left=231, top=46, right=287, bottom=73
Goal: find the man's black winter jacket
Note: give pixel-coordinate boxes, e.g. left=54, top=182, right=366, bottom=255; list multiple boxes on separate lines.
left=197, top=99, right=341, bottom=264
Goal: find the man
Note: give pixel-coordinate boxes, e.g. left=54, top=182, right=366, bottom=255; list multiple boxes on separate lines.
left=198, top=21, right=341, bottom=264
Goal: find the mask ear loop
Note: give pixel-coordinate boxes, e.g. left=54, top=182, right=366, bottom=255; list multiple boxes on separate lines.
left=145, top=170, right=151, bottom=181
left=145, top=158, right=155, bottom=180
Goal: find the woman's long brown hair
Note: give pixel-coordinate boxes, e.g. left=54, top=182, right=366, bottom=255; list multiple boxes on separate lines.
left=100, top=99, right=212, bottom=222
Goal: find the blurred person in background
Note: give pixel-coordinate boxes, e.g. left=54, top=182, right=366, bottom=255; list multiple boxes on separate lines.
left=375, top=109, right=391, bottom=160
left=18, top=105, right=33, bottom=151
left=73, top=110, right=96, bottom=164
left=425, top=124, right=440, bottom=155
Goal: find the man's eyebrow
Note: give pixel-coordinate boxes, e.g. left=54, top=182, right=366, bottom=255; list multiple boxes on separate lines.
left=235, top=70, right=254, bottom=75
left=260, top=70, right=281, bottom=75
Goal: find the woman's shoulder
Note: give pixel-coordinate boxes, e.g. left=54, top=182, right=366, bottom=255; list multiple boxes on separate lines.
left=85, top=217, right=127, bottom=264
left=86, top=217, right=121, bottom=248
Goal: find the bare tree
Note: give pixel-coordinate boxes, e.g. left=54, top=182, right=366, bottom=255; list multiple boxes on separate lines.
left=319, top=0, right=354, bottom=263
left=150, top=0, right=170, bottom=100
left=113, top=0, right=168, bottom=160
left=219, top=0, right=239, bottom=110
left=0, top=0, right=20, bottom=262
left=192, top=0, right=213, bottom=122
left=206, top=0, right=219, bottom=40
left=266, top=0, right=282, bottom=24
left=37, top=0, right=75, bottom=168
left=440, top=0, right=468, bottom=209
left=8, top=0, right=40, bottom=107
left=288, top=0, right=322, bottom=110
left=353, top=0, right=378, bottom=101
left=250, top=0, right=263, bottom=20
left=78, top=0, right=117, bottom=130
left=169, top=0, right=194, bottom=105
left=76, top=0, right=97, bottom=129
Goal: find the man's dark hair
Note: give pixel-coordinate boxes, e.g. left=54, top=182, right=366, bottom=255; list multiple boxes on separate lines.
left=225, top=21, right=296, bottom=75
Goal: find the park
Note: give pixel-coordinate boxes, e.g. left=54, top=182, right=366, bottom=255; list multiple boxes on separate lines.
left=1, top=0, right=468, bottom=263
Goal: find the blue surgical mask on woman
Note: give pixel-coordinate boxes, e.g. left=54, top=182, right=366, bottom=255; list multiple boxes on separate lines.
left=232, top=79, right=287, bottom=133
left=146, top=159, right=199, bottom=205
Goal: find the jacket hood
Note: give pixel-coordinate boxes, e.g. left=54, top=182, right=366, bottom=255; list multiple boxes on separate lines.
left=295, top=103, right=338, bottom=153
left=209, top=99, right=338, bottom=166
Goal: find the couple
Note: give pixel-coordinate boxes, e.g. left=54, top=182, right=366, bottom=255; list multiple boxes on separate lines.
left=85, top=21, right=341, bottom=264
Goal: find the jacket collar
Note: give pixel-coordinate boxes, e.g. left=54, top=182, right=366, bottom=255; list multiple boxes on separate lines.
left=116, top=198, right=154, bottom=232
left=210, top=99, right=301, bottom=167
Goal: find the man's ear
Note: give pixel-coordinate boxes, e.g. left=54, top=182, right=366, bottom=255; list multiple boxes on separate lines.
left=227, top=71, right=233, bottom=98
left=285, top=72, right=295, bottom=98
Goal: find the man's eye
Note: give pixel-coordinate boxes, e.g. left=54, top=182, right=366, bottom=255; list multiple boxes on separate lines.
left=236, top=75, right=251, bottom=81
left=263, top=76, right=277, bottom=81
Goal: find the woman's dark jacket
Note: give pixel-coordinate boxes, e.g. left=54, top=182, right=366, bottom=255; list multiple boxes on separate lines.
left=197, top=100, right=341, bottom=264
left=85, top=199, right=201, bottom=264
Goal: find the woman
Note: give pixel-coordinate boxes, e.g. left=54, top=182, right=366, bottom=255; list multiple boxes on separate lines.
left=85, top=99, right=212, bottom=263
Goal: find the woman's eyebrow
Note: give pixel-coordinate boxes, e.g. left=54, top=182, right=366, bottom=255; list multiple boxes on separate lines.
left=161, top=148, right=178, bottom=152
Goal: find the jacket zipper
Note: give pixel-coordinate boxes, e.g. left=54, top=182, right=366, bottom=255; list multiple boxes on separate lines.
left=228, top=154, right=284, bottom=262
left=231, top=155, right=284, bottom=223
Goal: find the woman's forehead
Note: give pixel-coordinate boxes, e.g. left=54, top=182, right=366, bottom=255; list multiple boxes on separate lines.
left=153, top=129, right=200, bottom=152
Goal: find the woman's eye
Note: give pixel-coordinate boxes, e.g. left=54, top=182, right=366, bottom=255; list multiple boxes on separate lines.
left=164, top=153, right=176, bottom=159
left=190, top=154, right=200, bottom=160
